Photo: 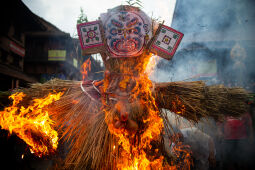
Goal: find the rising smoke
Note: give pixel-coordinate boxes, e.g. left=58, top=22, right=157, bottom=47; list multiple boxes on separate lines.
left=152, top=0, right=255, bottom=91
left=152, top=0, right=255, bottom=169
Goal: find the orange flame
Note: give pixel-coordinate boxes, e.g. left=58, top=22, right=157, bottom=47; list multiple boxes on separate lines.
left=103, top=52, right=192, bottom=169
left=172, top=96, right=185, bottom=115
left=104, top=53, right=168, bottom=169
left=0, top=92, right=63, bottom=157
left=145, top=54, right=159, bottom=76
left=80, top=58, right=91, bottom=80
left=171, top=141, right=193, bottom=170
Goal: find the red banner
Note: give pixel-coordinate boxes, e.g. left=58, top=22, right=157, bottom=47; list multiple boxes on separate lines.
left=10, top=41, right=25, bottom=57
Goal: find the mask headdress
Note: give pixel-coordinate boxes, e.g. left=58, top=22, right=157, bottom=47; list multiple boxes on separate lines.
left=77, top=5, right=184, bottom=62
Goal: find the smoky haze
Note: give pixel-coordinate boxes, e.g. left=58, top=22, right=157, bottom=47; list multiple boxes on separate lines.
left=152, top=0, right=255, bottom=91
left=151, top=0, right=255, bottom=169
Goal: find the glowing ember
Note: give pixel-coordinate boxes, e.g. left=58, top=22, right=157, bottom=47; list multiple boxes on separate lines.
left=171, top=141, right=193, bottom=170
left=72, top=99, right=79, bottom=104
left=0, top=92, right=63, bottom=157
left=80, top=58, right=91, bottom=80
left=172, top=95, right=186, bottom=115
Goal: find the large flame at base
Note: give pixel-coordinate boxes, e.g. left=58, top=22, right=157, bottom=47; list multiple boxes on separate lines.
left=0, top=92, right=63, bottom=157
left=103, top=53, right=192, bottom=169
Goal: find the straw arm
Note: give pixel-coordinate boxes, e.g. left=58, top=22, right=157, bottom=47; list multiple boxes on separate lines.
left=153, top=81, right=249, bottom=122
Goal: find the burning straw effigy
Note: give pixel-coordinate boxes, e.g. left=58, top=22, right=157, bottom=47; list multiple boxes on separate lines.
left=0, top=5, right=249, bottom=170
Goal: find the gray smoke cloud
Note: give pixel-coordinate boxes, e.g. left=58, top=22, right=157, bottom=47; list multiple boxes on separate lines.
left=151, top=0, right=255, bottom=91
left=150, top=0, right=255, bottom=169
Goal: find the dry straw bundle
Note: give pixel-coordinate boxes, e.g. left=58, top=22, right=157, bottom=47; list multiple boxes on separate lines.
left=155, top=81, right=248, bottom=122
left=15, top=79, right=111, bottom=169
left=10, top=78, right=248, bottom=169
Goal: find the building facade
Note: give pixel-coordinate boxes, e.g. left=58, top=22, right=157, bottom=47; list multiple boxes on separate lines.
left=24, top=17, right=82, bottom=83
left=0, top=0, right=42, bottom=90
left=0, top=0, right=84, bottom=91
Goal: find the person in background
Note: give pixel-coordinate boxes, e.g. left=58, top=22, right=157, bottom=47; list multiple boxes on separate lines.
left=218, top=111, right=253, bottom=170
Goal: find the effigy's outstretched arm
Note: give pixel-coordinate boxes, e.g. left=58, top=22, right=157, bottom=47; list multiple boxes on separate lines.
left=11, top=78, right=111, bottom=169
left=154, top=81, right=248, bottom=122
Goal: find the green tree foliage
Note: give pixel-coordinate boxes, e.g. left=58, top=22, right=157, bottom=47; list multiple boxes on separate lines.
left=73, top=7, right=88, bottom=38
left=77, top=7, right=88, bottom=25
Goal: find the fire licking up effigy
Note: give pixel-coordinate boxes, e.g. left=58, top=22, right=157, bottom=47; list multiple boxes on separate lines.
left=0, top=5, right=249, bottom=169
